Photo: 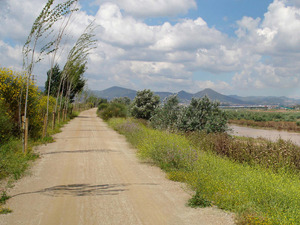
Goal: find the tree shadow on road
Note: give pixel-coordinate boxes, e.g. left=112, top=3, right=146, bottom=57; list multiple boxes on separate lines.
left=11, top=183, right=157, bottom=198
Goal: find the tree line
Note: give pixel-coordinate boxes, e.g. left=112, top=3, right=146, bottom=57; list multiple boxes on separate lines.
left=97, top=89, right=227, bottom=133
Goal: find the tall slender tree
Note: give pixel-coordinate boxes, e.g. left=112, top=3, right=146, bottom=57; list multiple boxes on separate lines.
left=55, top=21, right=97, bottom=114
left=22, top=0, right=79, bottom=146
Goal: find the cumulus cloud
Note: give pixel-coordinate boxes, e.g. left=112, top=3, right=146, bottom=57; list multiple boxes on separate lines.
left=232, top=0, right=300, bottom=93
left=93, top=0, right=197, bottom=17
left=3, top=0, right=300, bottom=96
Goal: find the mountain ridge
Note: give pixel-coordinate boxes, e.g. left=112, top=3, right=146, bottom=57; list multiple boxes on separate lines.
left=91, top=86, right=300, bottom=106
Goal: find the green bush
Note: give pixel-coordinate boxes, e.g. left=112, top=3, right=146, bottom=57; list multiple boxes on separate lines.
left=131, top=89, right=160, bottom=120
left=0, top=100, right=14, bottom=144
left=111, top=97, right=131, bottom=105
left=150, top=95, right=181, bottom=131
left=100, top=102, right=127, bottom=121
left=177, top=96, right=227, bottom=133
left=98, top=103, right=108, bottom=111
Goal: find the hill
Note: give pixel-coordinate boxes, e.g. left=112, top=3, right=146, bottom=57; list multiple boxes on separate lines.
left=93, top=86, right=137, bottom=100
left=92, top=86, right=300, bottom=106
left=194, top=88, right=245, bottom=105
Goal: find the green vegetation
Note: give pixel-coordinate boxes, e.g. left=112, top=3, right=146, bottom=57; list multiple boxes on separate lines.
left=98, top=102, right=128, bottom=121
left=151, top=95, right=227, bottom=133
left=226, top=109, right=300, bottom=132
left=131, top=89, right=160, bottom=120
left=0, top=66, right=88, bottom=213
left=108, top=118, right=300, bottom=224
left=0, top=190, right=12, bottom=214
left=226, top=110, right=300, bottom=122
left=176, top=96, right=227, bottom=133
left=188, top=133, right=300, bottom=174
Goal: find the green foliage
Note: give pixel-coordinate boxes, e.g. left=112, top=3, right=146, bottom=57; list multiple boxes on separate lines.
left=98, top=98, right=108, bottom=105
left=188, top=132, right=300, bottom=174
left=99, top=102, right=128, bottom=121
left=98, top=103, right=108, bottom=111
left=0, top=67, right=47, bottom=139
left=109, top=118, right=300, bottom=224
left=226, top=109, right=300, bottom=122
left=0, top=100, right=14, bottom=144
left=111, top=97, right=131, bottom=105
left=85, top=94, right=99, bottom=107
left=0, top=191, right=10, bottom=204
left=0, top=208, right=12, bottom=214
left=0, top=139, right=38, bottom=180
left=131, top=89, right=160, bottom=120
left=187, top=191, right=212, bottom=208
left=177, top=96, right=227, bottom=133
left=44, top=64, right=61, bottom=96
left=151, top=95, right=181, bottom=131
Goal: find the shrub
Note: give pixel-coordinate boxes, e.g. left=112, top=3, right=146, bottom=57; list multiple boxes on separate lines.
left=111, top=97, right=131, bottom=105
left=0, top=67, right=43, bottom=138
left=100, top=102, right=127, bottom=121
left=0, top=100, right=13, bottom=144
left=177, top=96, right=227, bottom=133
left=98, top=103, right=108, bottom=111
left=150, top=95, right=181, bottom=131
left=131, top=89, right=160, bottom=120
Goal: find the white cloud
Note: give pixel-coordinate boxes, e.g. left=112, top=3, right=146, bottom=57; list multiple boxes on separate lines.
left=95, top=3, right=155, bottom=48
left=3, top=0, right=300, bottom=96
left=93, top=0, right=197, bottom=18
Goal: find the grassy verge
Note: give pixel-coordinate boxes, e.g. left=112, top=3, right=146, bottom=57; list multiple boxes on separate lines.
left=0, top=111, right=80, bottom=213
left=108, top=118, right=300, bottom=224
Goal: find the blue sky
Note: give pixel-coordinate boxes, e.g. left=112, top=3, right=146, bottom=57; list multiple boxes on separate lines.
left=1, top=0, right=300, bottom=97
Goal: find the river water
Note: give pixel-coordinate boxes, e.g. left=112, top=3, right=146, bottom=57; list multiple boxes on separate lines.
left=229, top=125, right=300, bottom=146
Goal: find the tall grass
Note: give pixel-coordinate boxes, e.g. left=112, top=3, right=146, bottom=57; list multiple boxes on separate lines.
left=109, top=118, right=300, bottom=224
left=188, top=132, right=300, bottom=174
left=0, top=139, right=38, bottom=181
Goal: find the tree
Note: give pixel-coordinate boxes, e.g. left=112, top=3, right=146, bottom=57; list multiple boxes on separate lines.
left=55, top=21, right=97, bottom=114
left=177, top=96, right=227, bottom=133
left=111, top=97, right=131, bottom=105
left=131, top=89, right=160, bottom=120
left=150, top=95, right=181, bottom=130
left=44, top=64, right=61, bottom=97
left=23, top=0, right=79, bottom=141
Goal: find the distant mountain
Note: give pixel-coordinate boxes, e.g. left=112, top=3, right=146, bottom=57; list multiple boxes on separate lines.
left=177, top=90, right=194, bottom=102
left=93, top=86, right=137, bottom=100
left=155, top=91, right=173, bottom=101
left=92, top=86, right=300, bottom=106
left=194, top=88, right=245, bottom=105
left=229, top=95, right=300, bottom=105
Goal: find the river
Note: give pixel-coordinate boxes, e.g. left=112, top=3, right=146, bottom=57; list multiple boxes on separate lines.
left=229, top=124, right=300, bottom=146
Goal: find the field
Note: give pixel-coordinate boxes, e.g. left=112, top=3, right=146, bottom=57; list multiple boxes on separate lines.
left=109, top=118, right=300, bottom=224
left=225, top=109, right=300, bottom=131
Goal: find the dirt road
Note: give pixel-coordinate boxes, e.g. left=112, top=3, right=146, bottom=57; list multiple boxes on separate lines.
left=229, top=124, right=300, bottom=146
left=1, top=109, right=233, bottom=225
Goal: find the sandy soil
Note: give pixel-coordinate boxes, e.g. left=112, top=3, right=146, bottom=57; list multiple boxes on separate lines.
left=229, top=124, right=300, bottom=146
left=0, top=109, right=234, bottom=225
